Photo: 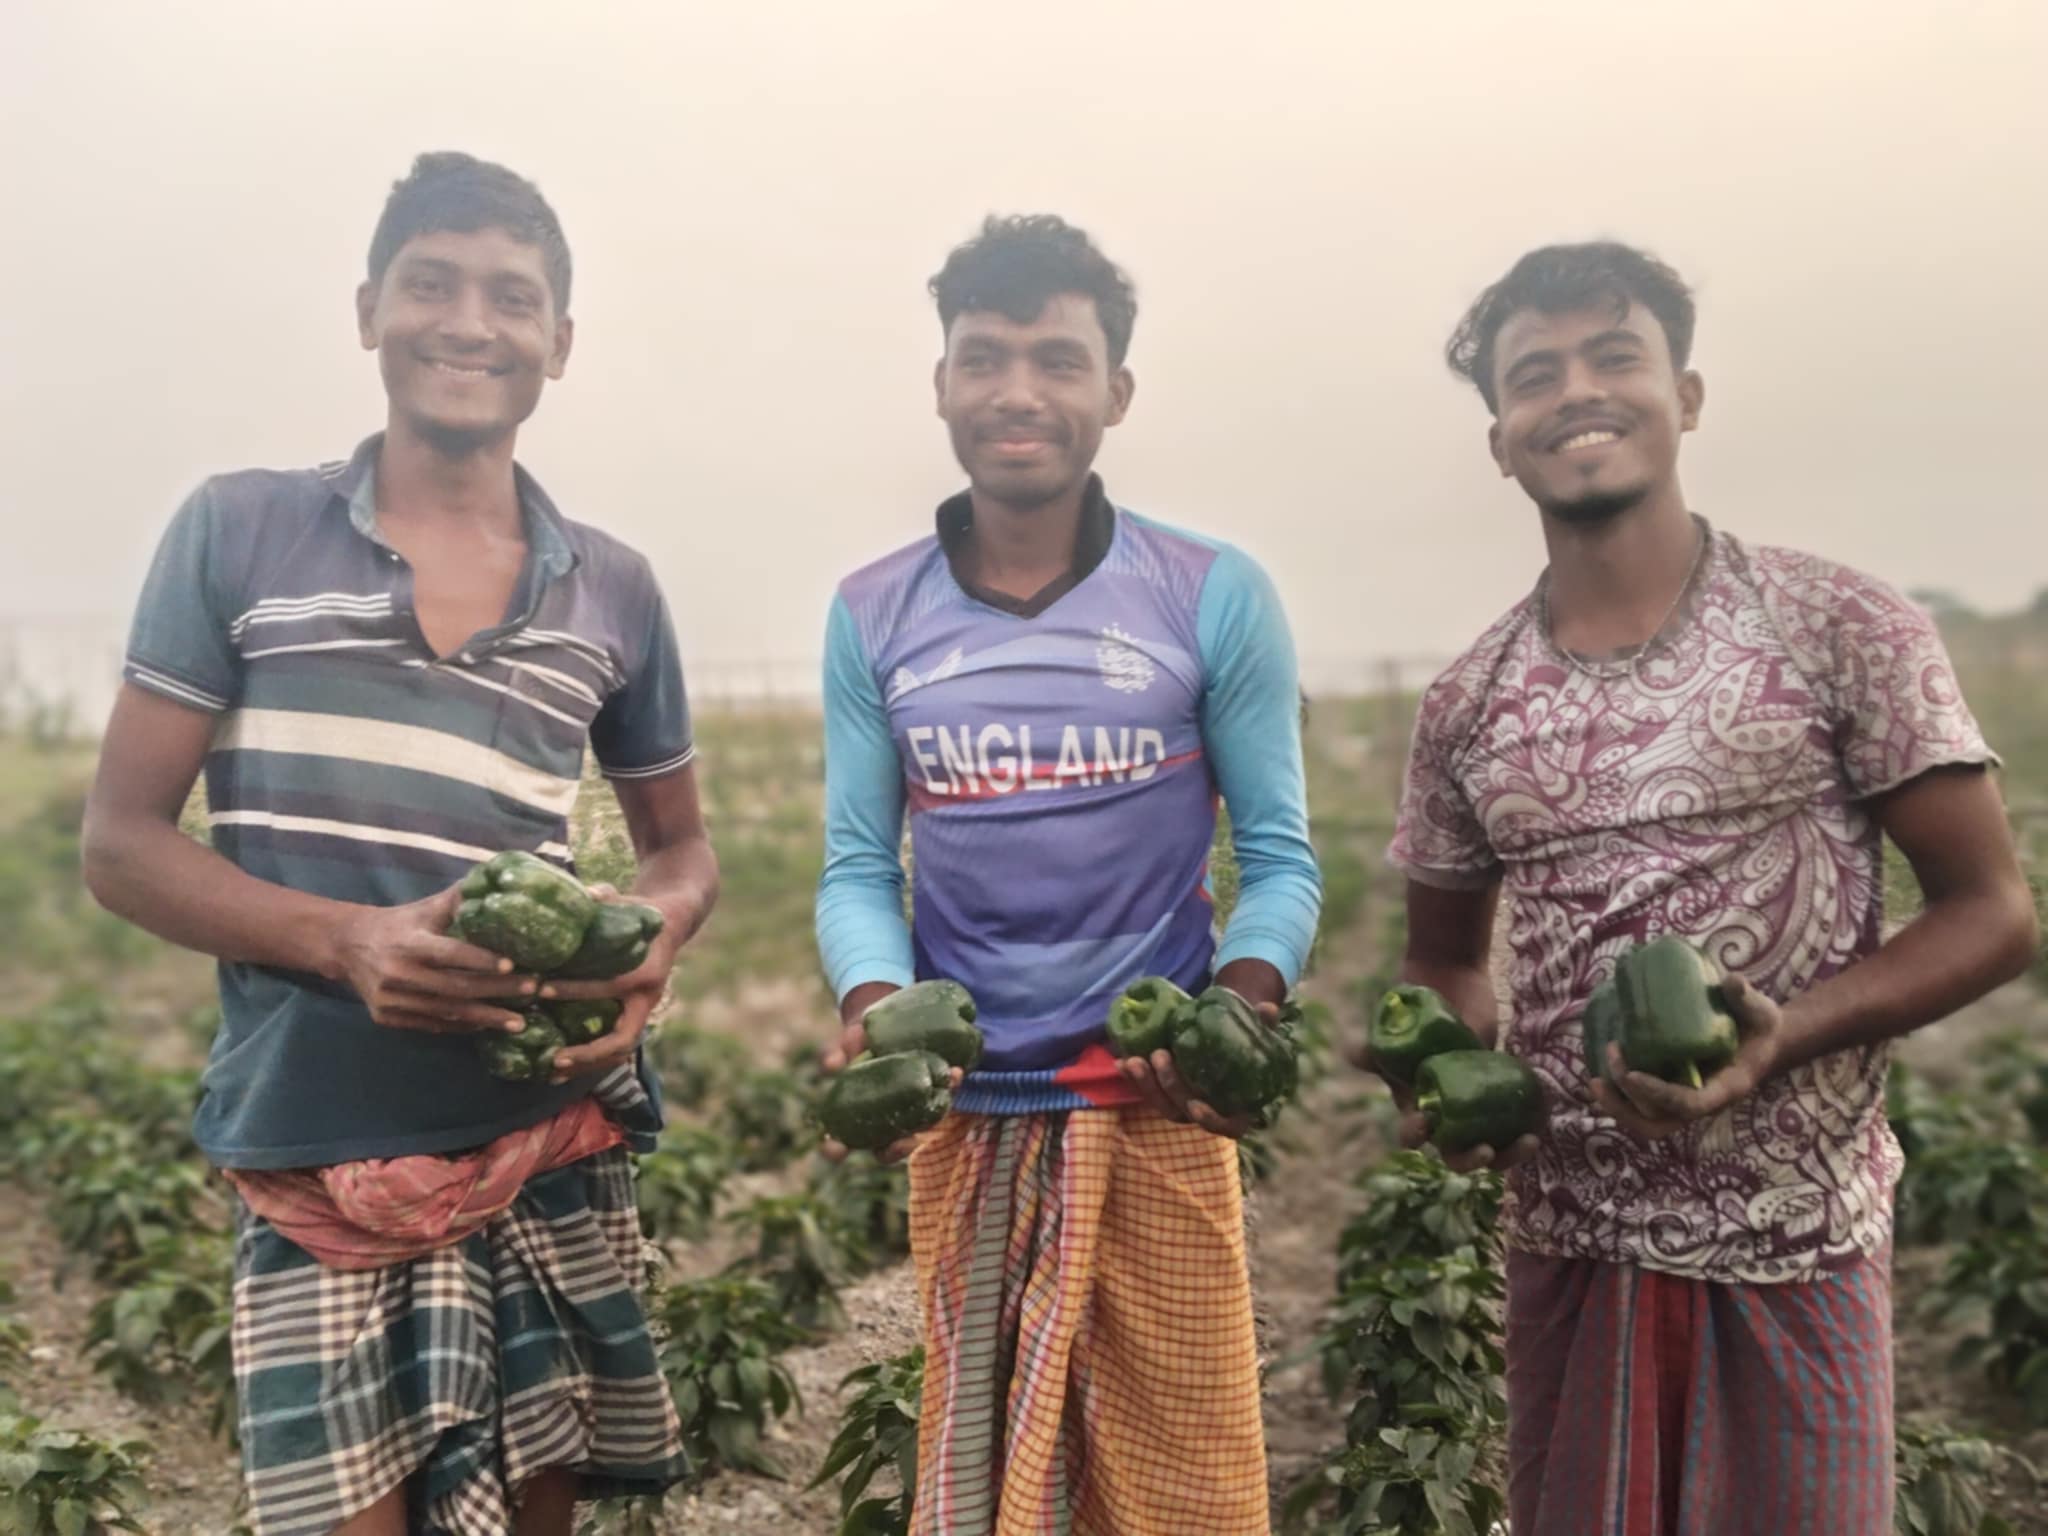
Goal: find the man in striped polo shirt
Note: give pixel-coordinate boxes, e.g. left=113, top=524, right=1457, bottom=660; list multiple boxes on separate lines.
left=816, top=215, right=1322, bottom=1534
left=82, top=153, right=713, bottom=1535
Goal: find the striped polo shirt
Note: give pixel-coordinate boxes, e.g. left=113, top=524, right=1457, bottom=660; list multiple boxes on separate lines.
left=123, top=434, right=691, bottom=1169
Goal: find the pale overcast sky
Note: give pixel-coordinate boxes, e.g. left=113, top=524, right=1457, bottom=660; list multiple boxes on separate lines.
left=2, top=0, right=2043, bottom=689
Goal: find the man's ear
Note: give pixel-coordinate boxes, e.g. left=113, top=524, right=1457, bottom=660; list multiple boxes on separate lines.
left=1106, top=366, right=1135, bottom=427
left=933, top=356, right=947, bottom=420
left=1678, top=369, right=1705, bottom=432
left=547, top=315, right=575, bottom=381
left=1488, top=418, right=1511, bottom=478
left=356, top=280, right=379, bottom=350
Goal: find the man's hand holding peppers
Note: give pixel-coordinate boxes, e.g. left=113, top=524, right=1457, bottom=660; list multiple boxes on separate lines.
left=1358, top=1034, right=1546, bottom=1176
left=531, top=881, right=709, bottom=1086
left=1118, top=958, right=1285, bottom=1140
left=1588, top=971, right=1786, bottom=1139
left=819, top=981, right=968, bottom=1165
left=333, top=883, right=540, bottom=1037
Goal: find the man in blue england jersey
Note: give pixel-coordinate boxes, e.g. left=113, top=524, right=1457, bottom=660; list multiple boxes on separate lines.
left=814, top=214, right=1321, bottom=1535
left=81, top=153, right=710, bottom=1535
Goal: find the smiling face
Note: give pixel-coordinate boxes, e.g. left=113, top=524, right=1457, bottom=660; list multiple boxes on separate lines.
left=1486, top=300, right=1702, bottom=525
left=356, top=226, right=572, bottom=451
left=934, top=293, right=1133, bottom=511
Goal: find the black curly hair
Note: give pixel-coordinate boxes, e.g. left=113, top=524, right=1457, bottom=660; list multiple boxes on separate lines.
left=367, top=151, right=573, bottom=311
left=929, top=214, right=1138, bottom=366
left=1447, top=242, right=1694, bottom=413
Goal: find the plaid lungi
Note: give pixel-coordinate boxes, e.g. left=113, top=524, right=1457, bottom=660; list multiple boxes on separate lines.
left=1505, top=1248, right=1894, bottom=1536
left=231, top=1082, right=686, bottom=1535
left=908, top=1107, right=1271, bottom=1536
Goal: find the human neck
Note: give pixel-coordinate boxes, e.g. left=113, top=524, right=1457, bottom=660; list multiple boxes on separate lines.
left=375, top=417, right=524, bottom=537
left=963, top=480, right=1088, bottom=600
left=1539, top=485, right=1704, bottom=656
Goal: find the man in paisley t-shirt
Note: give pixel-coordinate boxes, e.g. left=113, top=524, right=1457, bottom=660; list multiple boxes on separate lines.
left=1381, top=242, right=2038, bottom=1535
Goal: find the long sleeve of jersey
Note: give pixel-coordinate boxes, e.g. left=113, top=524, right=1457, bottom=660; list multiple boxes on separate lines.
left=815, top=592, right=915, bottom=1000
left=1198, top=546, right=1323, bottom=983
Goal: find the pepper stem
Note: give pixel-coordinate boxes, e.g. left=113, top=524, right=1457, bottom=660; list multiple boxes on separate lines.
left=1374, top=1006, right=1412, bottom=1054
left=1683, top=1061, right=1703, bottom=1091
left=1415, top=1089, right=1441, bottom=1130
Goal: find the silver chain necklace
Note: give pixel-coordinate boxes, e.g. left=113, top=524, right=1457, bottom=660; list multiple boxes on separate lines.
left=1541, top=523, right=1710, bottom=682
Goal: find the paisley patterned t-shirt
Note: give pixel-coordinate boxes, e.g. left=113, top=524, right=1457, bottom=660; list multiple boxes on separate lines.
left=1388, top=522, right=1995, bottom=1284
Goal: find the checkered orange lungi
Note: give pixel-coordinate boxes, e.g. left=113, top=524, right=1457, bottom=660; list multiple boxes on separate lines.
left=907, top=1107, right=1270, bottom=1536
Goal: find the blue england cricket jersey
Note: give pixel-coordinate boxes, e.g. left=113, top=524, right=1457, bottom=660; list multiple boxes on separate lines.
left=816, top=485, right=1321, bottom=1115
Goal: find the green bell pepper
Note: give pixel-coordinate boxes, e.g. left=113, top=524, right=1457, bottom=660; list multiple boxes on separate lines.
left=554, top=901, right=665, bottom=980
left=1369, top=984, right=1482, bottom=1087
left=816, top=1050, right=955, bottom=1151
left=476, top=1015, right=566, bottom=1083
left=1612, top=937, right=1740, bottom=1089
left=1580, top=980, right=1624, bottom=1084
left=862, top=979, right=984, bottom=1069
left=1169, top=986, right=1300, bottom=1122
left=1414, top=1049, right=1545, bottom=1154
left=1105, top=977, right=1192, bottom=1059
left=535, top=995, right=622, bottom=1047
left=450, top=851, right=598, bottom=972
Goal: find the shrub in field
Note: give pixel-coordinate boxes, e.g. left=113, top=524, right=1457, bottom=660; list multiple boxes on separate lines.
left=1285, top=1152, right=1508, bottom=1536
left=0, top=1412, right=152, bottom=1535
left=1930, top=1229, right=2048, bottom=1425
left=635, top=1124, right=737, bottom=1244
left=1893, top=1418, right=2032, bottom=1536
left=807, top=1346, right=924, bottom=1536
left=648, top=1024, right=751, bottom=1111
left=1892, top=1060, right=2048, bottom=1425
left=83, top=1232, right=236, bottom=1438
left=1887, top=1060, right=2045, bottom=1246
left=0, top=788, right=160, bottom=979
left=1979, top=1034, right=2048, bottom=1144
left=41, top=1122, right=213, bottom=1281
left=808, top=1155, right=911, bottom=1267
left=1902, top=1139, right=2047, bottom=1249
left=717, top=1067, right=819, bottom=1173
left=1336, top=1154, right=1503, bottom=1281
left=0, top=1000, right=237, bottom=1434
left=725, top=1192, right=861, bottom=1335
left=649, top=1276, right=806, bottom=1480
left=82, top=1066, right=201, bottom=1163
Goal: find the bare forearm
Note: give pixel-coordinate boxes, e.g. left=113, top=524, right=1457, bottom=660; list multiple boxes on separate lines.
left=839, top=979, right=900, bottom=1029
left=1399, top=879, right=1504, bottom=1045
left=81, top=812, right=349, bottom=976
left=1215, top=957, right=1288, bottom=1010
left=1776, top=882, right=2038, bottom=1072
left=629, top=835, right=719, bottom=948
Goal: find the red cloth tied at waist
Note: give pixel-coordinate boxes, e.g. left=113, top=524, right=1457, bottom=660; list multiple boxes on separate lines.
left=223, top=1097, right=625, bottom=1270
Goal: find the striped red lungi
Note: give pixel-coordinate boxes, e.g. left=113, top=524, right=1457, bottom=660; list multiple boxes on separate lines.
left=1505, top=1248, right=1894, bottom=1536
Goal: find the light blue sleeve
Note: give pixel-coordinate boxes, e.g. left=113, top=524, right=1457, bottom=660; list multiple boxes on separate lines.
left=815, top=592, right=916, bottom=1000
left=1198, top=545, right=1323, bottom=984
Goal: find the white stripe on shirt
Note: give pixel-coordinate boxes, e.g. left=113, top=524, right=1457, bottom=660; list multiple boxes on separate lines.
left=213, top=708, right=580, bottom=817
left=127, top=663, right=230, bottom=712
left=238, top=637, right=413, bottom=662
left=207, top=810, right=572, bottom=865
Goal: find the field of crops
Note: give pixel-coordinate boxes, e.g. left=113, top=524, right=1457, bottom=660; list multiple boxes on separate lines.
left=2, top=638, right=2046, bottom=1533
